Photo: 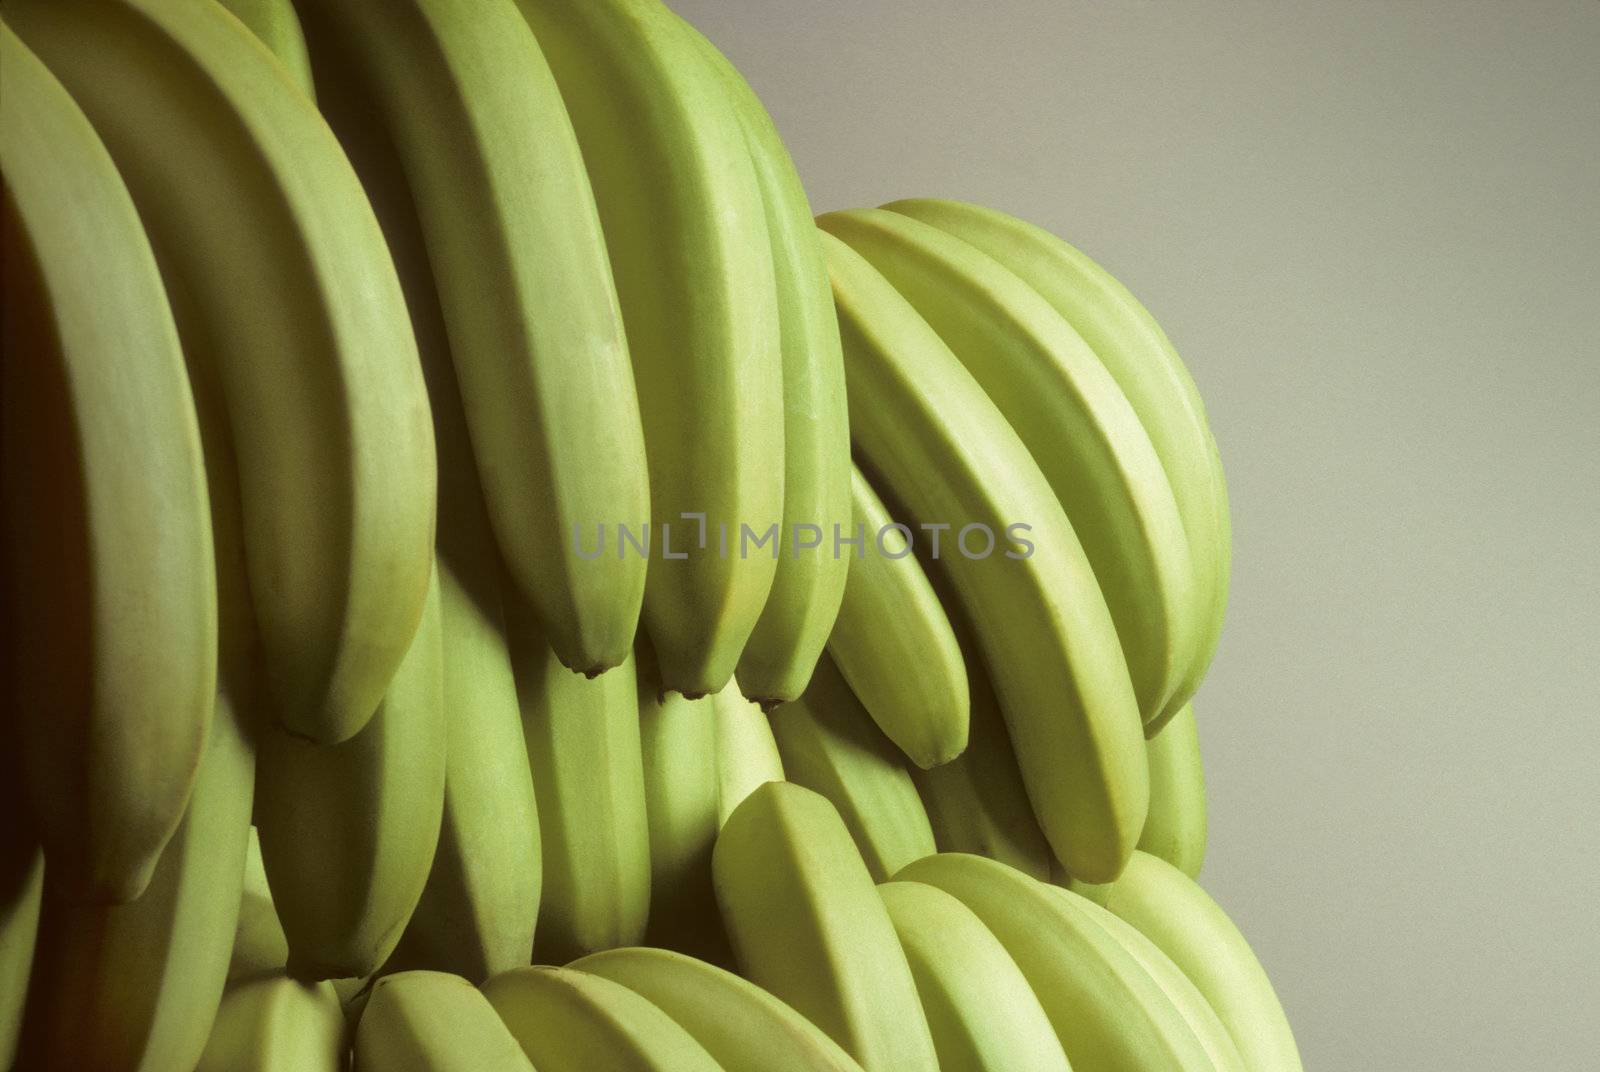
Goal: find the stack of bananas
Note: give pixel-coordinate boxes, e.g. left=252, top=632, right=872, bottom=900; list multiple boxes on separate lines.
left=0, top=0, right=1302, bottom=1069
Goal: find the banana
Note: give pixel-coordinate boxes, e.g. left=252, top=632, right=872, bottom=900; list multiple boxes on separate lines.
left=1139, top=702, right=1208, bottom=877
left=296, top=0, right=649, bottom=675
left=0, top=773, right=42, bottom=1071
left=0, top=20, right=216, bottom=902
left=769, top=657, right=937, bottom=882
left=254, top=568, right=446, bottom=981
left=227, top=827, right=288, bottom=985
left=713, top=782, right=938, bottom=1071
left=821, top=230, right=1147, bottom=882
left=878, top=880, right=1071, bottom=1072
left=354, top=970, right=535, bottom=1072
left=826, top=465, right=968, bottom=768
left=636, top=643, right=724, bottom=957
left=17, top=673, right=256, bottom=1071
left=7, top=0, right=438, bottom=746
left=515, top=0, right=783, bottom=695
left=1096, top=851, right=1305, bottom=1072
left=711, top=681, right=786, bottom=826
left=682, top=22, right=851, bottom=705
left=574, top=946, right=867, bottom=1072
left=212, top=0, right=314, bottom=96
left=506, top=606, right=649, bottom=963
left=194, top=975, right=346, bottom=1071
left=482, top=965, right=724, bottom=1071
left=820, top=208, right=1197, bottom=728
left=897, top=852, right=1219, bottom=1071
left=883, top=199, right=1231, bottom=727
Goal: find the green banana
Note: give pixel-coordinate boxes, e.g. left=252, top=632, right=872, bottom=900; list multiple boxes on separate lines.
left=769, top=657, right=937, bottom=882
left=821, top=207, right=1197, bottom=727
left=685, top=23, right=851, bottom=706
left=878, top=880, right=1071, bottom=1072
left=0, top=20, right=216, bottom=903
left=227, top=827, right=288, bottom=986
left=194, top=975, right=346, bottom=1071
left=212, top=0, right=314, bottom=97
left=713, top=782, right=939, bottom=1072
left=516, top=0, right=783, bottom=695
left=0, top=775, right=42, bottom=1070
left=883, top=199, right=1231, bottom=727
left=506, top=607, right=649, bottom=963
left=254, top=568, right=446, bottom=981
left=296, top=0, right=650, bottom=676
left=897, top=852, right=1219, bottom=1072
left=7, top=0, right=438, bottom=746
left=574, top=946, right=867, bottom=1072
left=821, top=230, right=1147, bottom=882
left=354, top=970, right=535, bottom=1072
left=1139, top=702, right=1208, bottom=877
left=711, top=681, right=786, bottom=826
left=1096, top=851, right=1304, bottom=1072
left=826, top=465, right=968, bottom=768
left=482, top=965, right=724, bottom=1071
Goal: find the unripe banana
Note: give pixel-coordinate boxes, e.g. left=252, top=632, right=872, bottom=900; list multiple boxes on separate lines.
left=516, top=0, right=784, bottom=695
left=1139, top=703, right=1208, bottom=877
left=827, top=466, right=969, bottom=768
left=0, top=21, right=215, bottom=903
left=227, top=827, right=288, bottom=986
left=878, top=880, right=1071, bottom=1072
left=770, top=658, right=937, bottom=882
left=714, top=782, right=939, bottom=1071
left=194, top=975, right=346, bottom=1071
left=0, top=772, right=43, bottom=1071
left=7, top=0, right=438, bottom=746
left=354, top=970, right=535, bottom=1072
left=574, top=946, right=867, bottom=1072
left=212, top=0, right=314, bottom=96
left=483, top=965, right=724, bottom=1071
left=711, top=681, right=786, bottom=826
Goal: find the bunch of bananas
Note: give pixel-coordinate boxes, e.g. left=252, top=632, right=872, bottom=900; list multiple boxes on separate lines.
left=0, top=0, right=1301, bottom=1069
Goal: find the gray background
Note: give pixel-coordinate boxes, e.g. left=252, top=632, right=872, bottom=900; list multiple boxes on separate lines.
left=674, top=1, right=1600, bottom=1067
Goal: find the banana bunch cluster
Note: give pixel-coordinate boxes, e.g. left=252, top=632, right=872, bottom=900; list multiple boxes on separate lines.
left=0, top=0, right=1299, bottom=1069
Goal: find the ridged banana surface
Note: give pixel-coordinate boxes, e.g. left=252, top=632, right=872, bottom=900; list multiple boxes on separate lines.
left=1139, top=703, right=1208, bottom=877
left=227, top=827, right=289, bottom=986
left=711, top=682, right=786, bottom=826
left=354, top=970, right=535, bottom=1072
left=213, top=0, right=314, bottom=96
left=194, top=975, right=346, bottom=1071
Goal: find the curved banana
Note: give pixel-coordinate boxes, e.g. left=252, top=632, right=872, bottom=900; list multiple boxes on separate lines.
left=682, top=23, right=851, bottom=705
left=827, top=465, right=968, bottom=768
left=878, top=880, right=1071, bottom=1072
left=821, top=230, right=1146, bottom=882
left=296, top=0, right=649, bottom=675
left=897, top=852, right=1219, bottom=1071
left=711, top=681, right=786, bottom=826
left=574, top=946, right=867, bottom=1072
left=713, top=782, right=939, bottom=1071
left=194, top=975, right=346, bottom=1071
left=7, top=0, right=438, bottom=745
left=506, top=608, right=649, bottom=962
left=884, top=199, right=1231, bottom=726
left=227, top=827, right=288, bottom=986
left=770, top=657, right=937, bottom=882
left=0, top=20, right=215, bottom=902
left=482, top=965, right=723, bottom=1071
left=1139, top=703, right=1208, bottom=877
left=254, top=569, right=446, bottom=981
left=0, top=771, right=43, bottom=1070
left=354, top=970, right=535, bottom=1072
left=821, top=207, right=1197, bottom=727
left=515, top=0, right=783, bottom=695
left=212, top=0, right=314, bottom=97
left=1097, top=851, right=1304, bottom=1072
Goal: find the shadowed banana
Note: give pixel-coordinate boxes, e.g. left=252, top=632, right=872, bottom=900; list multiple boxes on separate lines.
left=354, top=970, right=535, bottom=1072
left=711, top=682, right=786, bottom=826
left=195, top=975, right=346, bottom=1071
left=212, top=0, right=314, bottom=96
left=1139, top=703, right=1208, bottom=877
left=0, top=745, right=43, bottom=1070
left=227, top=828, right=288, bottom=986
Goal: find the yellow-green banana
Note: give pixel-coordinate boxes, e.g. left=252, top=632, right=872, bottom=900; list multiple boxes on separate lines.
left=711, top=682, right=786, bottom=826
left=770, top=658, right=937, bottom=882
left=254, top=569, right=446, bottom=980
left=878, top=880, right=1071, bottom=1072
left=1140, top=703, right=1208, bottom=877
left=194, top=975, right=346, bottom=1071
left=884, top=199, right=1231, bottom=728
left=713, top=782, right=939, bottom=1072
left=574, top=946, right=867, bottom=1072
left=483, top=965, right=724, bottom=1071
left=0, top=765, right=43, bottom=1070
left=227, top=827, right=288, bottom=986
left=7, top=0, right=438, bottom=746
left=354, top=970, right=535, bottom=1072
left=0, top=20, right=215, bottom=903
left=822, top=230, right=1146, bottom=882
left=1096, top=851, right=1304, bottom=1072
left=827, top=465, right=968, bottom=768
left=212, top=0, right=314, bottom=96
left=516, top=0, right=783, bottom=695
